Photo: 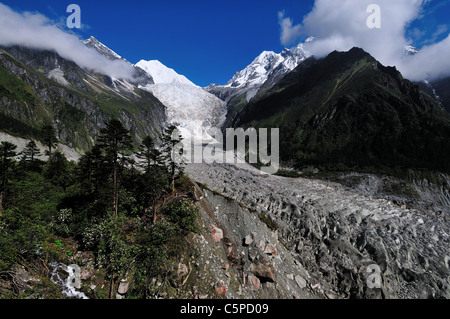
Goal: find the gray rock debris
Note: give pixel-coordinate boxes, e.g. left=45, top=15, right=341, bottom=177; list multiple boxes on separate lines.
left=187, top=162, right=450, bottom=299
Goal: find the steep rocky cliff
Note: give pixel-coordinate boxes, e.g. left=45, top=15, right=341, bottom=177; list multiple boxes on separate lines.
left=0, top=46, right=167, bottom=151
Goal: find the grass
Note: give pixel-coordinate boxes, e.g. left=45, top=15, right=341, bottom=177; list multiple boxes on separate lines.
left=257, top=212, right=278, bottom=232
left=276, top=169, right=301, bottom=178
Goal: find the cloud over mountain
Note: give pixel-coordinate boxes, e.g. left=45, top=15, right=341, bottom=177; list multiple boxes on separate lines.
left=0, top=3, right=136, bottom=80
left=279, top=0, right=450, bottom=81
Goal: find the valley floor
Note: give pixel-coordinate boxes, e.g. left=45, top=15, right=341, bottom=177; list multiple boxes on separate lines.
left=186, top=161, right=450, bottom=299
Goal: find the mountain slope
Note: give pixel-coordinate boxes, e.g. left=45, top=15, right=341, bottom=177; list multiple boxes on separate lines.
left=136, top=60, right=196, bottom=86
left=432, top=77, right=450, bottom=112
left=419, top=77, right=450, bottom=114
left=207, top=41, right=311, bottom=130
left=0, top=45, right=166, bottom=151
left=136, top=61, right=226, bottom=141
left=208, top=41, right=310, bottom=100
left=233, top=47, right=450, bottom=173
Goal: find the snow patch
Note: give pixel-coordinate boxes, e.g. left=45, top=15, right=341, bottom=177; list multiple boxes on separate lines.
left=136, top=60, right=196, bottom=87
left=48, top=68, right=69, bottom=86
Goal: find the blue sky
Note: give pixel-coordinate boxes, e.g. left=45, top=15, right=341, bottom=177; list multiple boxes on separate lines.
left=1, top=0, right=449, bottom=86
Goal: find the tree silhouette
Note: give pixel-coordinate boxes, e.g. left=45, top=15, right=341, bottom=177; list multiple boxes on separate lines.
left=21, top=140, right=41, bottom=167
left=0, top=141, right=17, bottom=211
left=98, top=119, right=134, bottom=218
left=136, top=136, right=164, bottom=173
left=161, top=125, right=185, bottom=193
left=41, top=125, right=58, bottom=160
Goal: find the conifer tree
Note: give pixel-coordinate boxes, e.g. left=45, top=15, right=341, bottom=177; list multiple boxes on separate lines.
left=136, top=136, right=163, bottom=173
left=41, top=125, right=58, bottom=160
left=161, top=125, right=185, bottom=193
left=21, top=140, right=41, bottom=165
left=0, top=141, right=17, bottom=211
left=98, top=119, right=134, bottom=218
left=136, top=136, right=168, bottom=223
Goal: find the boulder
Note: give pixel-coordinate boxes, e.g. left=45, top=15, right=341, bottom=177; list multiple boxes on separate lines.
left=118, top=282, right=129, bottom=295
left=244, top=235, right=254, bottom=246
left=295, top=275, right=307, bottom=289
left=250, top=263, right=275, bottom=282
left=215, top=281, right=227, bottom=295
left=210, top=225, right=223, bottom=242
left=80, top=269, right=93, bottom=281
left=170, top=263, right=190, bottom=288
left=247, top=274, right=261, bottom=291
left=264, top=244, right=277, bottom=256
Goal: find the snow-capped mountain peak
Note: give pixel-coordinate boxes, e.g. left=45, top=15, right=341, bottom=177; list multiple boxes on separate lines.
left=404, top=45, right=419, bottom=55
left=136, top=60, right=226, bottom=141
left=222, top=41, right=311, bottom=90
left=136, top=60, right=196, bottom=87
left=82, top=36, right=123, bottom=61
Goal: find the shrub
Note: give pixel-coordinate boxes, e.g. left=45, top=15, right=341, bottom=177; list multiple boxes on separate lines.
left=165, top=199, right=199, bottom=233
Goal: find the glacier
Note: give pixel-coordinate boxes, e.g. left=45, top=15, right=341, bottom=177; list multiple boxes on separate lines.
left=139, top=82, right=226, bottom=142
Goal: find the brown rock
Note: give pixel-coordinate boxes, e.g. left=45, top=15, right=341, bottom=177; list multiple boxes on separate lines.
left=247, top=274, right=261, bottom=291
left=215, top=281, right=227, bottom=295
left=210, top=225, right=223, bottom=242
left=80, top=269, right=93, bottom=281
left=250, top=263, right=275, bottom=282
left=264, top=244, right=277, bottom=256
left=171, top=263, right=190, bottom=288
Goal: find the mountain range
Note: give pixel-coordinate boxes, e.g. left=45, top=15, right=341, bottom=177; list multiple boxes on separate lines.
left=1, top=31, right=450, bottom=301
left=1, top=35, right=450, bottom=174
left=232, top=47, right=450, bottom=172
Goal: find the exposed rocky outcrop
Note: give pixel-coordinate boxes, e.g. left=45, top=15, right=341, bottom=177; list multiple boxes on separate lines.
left=183, top=183, right=318, bottom=299
left=186, top=162, right=450, bottom=299
left=0, top=47, right=167, bottom=151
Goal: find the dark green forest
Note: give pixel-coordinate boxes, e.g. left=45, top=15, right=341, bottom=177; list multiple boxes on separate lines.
left=0, top=120, right=199, bottom=299
left=235, top=48, right=450, bottom=175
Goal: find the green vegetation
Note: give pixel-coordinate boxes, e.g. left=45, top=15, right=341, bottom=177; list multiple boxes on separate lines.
left=0, top=65, right=37, bottom=105
left=275, top=169, right=301, bottom=178
left=0, top=121, right=200, bottom=299
left=257, top=212, right=278, bottom=232
left=236, top=48, right=450, bottom=175
left=0, top=49, right=165, bottom=152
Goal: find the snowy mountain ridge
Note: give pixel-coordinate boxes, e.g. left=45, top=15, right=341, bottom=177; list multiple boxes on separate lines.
left=136, top=60, right=196, bottom=87
left=81, top=36, right=225, bottom=141
left=83, top=36, right=124, bottom=61
left=205, top=40, right=312, bottom=104
left=222, top=41, right=311, bottom=90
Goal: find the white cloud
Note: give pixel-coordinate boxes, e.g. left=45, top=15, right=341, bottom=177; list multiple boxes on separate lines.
left=0, top=4, right=136, bottom=80
left=402, top=34, right=450, bottom=80
left=278, top=11, right=303, bottom=47
left=280, top=0, right=450, bottom=81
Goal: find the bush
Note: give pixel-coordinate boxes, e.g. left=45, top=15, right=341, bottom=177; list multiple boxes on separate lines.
left=165, top=199, right=199, bottom=233
left=0, top=208, right=48, bottom=271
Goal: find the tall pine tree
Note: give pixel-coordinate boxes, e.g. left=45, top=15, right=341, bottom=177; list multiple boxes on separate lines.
left=0, top=141, right=17, bottom=211
left=98, top=119, right=134, bottom=218
left=41, top=125, right=58, bottom=160
left=21, top=140, right=41, bottom=168
left=161, top=125, right=185, bottom=193
left=136, top=136, right=164, bottom=173
left=136, top=136, right=169, bottom=223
